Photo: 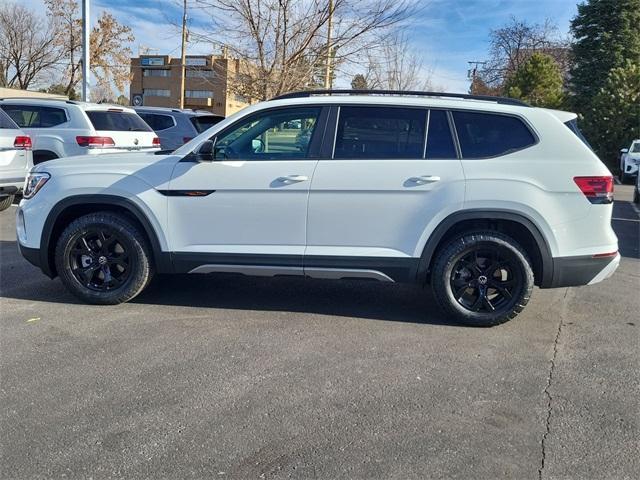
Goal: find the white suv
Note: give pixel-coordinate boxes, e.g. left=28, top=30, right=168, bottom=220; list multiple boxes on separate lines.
left=0, top=109, right=33, bottom=211
left=16, top=90, right=620, bottom=326
left=619, top=139, right=640, bottom=184
left=0, top=99, right=160, bottom=164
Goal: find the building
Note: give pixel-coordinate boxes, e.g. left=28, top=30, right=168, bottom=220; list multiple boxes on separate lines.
left=129, top=54, right=251, bottom=116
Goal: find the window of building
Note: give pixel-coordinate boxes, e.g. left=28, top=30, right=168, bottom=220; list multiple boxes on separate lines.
left=334, top=106, right=426, bottom=159
left=426, top=110, right=457, bottom=159
left=185, top=57, right=207, bottom=66
left=213, top=107, right=321, bottom=160
left=143, top=89, right=171, bottom=97
left=185, top=69, right=215, bottom=78
left=452, top=111, right=536, bottom=159
left=137, top=113, right=176, bottom=131
left=0, top=105, right=67, bottom=128
left=143, top=69, right=171, bottom=77
left=185, top=90, right=214, bottom=99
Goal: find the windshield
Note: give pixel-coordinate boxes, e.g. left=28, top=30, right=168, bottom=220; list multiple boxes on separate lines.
left=190, top=115, right=224, bottom=133
left=86, top=111, right=152, bottom=132
left=631, top=142, right=640, bottom=153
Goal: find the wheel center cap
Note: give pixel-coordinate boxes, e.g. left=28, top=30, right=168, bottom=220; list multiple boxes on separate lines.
left=97, top=256, right=108, bottom=265
left=478, top=275, right=488, bottom=285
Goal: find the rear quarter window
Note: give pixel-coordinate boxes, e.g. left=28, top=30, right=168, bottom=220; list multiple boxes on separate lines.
left=452, top=111, right=536, bottom=159
left=138, top=113, right=175, bottom=131
left=86, top=111, right=152, bottom=132
left=190, top=115, right=224, bottom=133
left=0, top=105, right=67, bottom=128
left=0, top=110, right=19, bottom=129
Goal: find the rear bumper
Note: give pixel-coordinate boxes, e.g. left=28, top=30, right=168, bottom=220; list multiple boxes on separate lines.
left=542, top=253, right=620, bottom=288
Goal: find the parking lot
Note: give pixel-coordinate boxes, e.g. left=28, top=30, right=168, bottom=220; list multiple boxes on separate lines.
left=0, top=186, right=638, bottom=479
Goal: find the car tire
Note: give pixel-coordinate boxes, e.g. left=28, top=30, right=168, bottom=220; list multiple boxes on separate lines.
left=633, top=187, right=640, bottom=204
left=55, top=212, right=154, bottom=304
left=0, top=195, right=14, bottom=212
left=431, top=232, right=534, bottom=327
left=620, top=171, right=629, bottom=184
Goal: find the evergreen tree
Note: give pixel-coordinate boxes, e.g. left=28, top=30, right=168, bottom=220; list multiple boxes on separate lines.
left=585, top=60, right=640, bottom=168
left=504, top=53, right=564, bottom=107
left=351, top=74, right=368, bottom=90
left=570, top=0, right=640, bottom=104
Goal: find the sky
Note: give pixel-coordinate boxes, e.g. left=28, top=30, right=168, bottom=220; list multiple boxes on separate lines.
left=21, top=0, right=579, bottom=94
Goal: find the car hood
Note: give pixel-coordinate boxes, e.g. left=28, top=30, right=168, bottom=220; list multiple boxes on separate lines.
left=32, top=152, right=179, bottom=176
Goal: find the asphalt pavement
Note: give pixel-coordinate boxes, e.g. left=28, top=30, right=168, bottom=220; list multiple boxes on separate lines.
left=1, top=186, right=638, bottom=479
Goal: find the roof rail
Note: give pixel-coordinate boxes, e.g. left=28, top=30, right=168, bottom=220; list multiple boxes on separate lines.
left=271, top=89, right=530, bottom=107
left=0, top=96, right=78, bottom=105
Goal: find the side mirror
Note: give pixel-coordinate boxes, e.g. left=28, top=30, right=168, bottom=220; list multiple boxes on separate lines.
left=196, top=139, right=215, bottom=161
left=620, top=148, right=629, bottom=153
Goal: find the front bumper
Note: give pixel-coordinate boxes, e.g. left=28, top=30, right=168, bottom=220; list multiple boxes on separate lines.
left=623, top=161, right=639, bottom=176
left=543, top=253, right=620, bottom=288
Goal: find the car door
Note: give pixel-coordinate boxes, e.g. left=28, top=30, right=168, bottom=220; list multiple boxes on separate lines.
left=168, top=105, right=327, bottom=274
left=305, top=105, right=465, bottom=281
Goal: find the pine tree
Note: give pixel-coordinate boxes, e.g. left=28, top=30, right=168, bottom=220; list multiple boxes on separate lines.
left=504, top=53, right=564, bottom=108
left=585, top=60, right=640, bottom=168
left=570, top=0, right=640, bottom=104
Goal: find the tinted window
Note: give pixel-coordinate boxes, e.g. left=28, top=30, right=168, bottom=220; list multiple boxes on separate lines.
left=426, top=110, right=457, bottom=159
left=453, top=111, right=536, bottom=158
left=334, top=106, right=426, bottom=159
left=564, top=118, right=592, bottom=150
left=138, top=113, right=175, bottom=131
left=1, top=105, right=67, bottom=128
left=190, top=115, right=224, bottom=133
left=0, top=110, right=19, bottom=129
left=86, top=111, right=153, bottom=132
left=214, top=107, right=320, bottom=160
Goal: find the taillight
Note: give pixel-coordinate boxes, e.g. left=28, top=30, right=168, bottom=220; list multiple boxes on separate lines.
left=573, top=176, right=613, bottom=204
left=14, top=136, right=32, bottom=150
left=76, top=136, right=115, bottom=148
left=183, top=137, right=193, bottom=144
left=152, top=137, right=161, bottom=146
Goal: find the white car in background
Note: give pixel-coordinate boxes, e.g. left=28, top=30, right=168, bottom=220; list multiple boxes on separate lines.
left=0, top=99, right=160, bottom=164
left=619, top=139, right=640, bottom=184
left=0, top=109, right=32, bottom=211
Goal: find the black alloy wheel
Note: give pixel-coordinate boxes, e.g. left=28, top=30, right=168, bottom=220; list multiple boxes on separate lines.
left=68, top=228, right=131, bottom=291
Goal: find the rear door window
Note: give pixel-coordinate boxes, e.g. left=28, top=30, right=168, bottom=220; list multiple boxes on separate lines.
left=452, top=111, right=536, bottom=158
left=86, top=111, right=152, bottom=132
left=426, top=110, right=457, bottom=159
left=334, top=106, right=426, bottom=159
left=190, top=115, right=224, bottom=133
left=138, top=113, right=175, bottom=131
left=0, top=105, right=67, bottom=128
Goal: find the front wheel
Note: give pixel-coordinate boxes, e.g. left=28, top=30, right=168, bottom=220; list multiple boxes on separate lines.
left=55, top=212, right=154, bottom=304
left=0, top=195, right=14, bottom=212
left=431, top=232, right=534, bottom=327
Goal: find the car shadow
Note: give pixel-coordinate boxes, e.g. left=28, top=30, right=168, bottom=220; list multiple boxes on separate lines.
left=0, top=240, right=461, bottom=327
left=612, top=200, right=640, bottom=259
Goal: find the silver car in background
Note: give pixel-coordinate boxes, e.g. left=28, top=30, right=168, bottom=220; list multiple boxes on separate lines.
left=0, top=109, right=33, bottom=211
left=134, top=107, right=224, bottom=151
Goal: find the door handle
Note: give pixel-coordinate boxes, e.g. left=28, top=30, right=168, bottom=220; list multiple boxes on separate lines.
left=277, top=175, right=308, bottom=184
left=408, top=175, right=441, bottom=185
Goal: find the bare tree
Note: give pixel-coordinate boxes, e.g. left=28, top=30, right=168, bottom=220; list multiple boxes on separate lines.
left=191, top=0, right=417, bottom=100
left=0, top=3, right=60, bottom=89
left=480, top=16, right=569, bottom=89
left=46, top=0, right=135, bottom=96
left=363, top=33, right=432, bottom=90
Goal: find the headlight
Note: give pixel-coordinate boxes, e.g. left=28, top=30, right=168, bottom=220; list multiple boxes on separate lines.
left=23, top=172, right=50, bottom=199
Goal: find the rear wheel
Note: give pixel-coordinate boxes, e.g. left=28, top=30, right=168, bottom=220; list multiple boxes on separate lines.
left=0, top=195, right=14, bottom=211
left=55, top=212, right=153, bottom=304
left=431, top=232, right=534, bottom=327
left=633, top=185, right=639, bottom=204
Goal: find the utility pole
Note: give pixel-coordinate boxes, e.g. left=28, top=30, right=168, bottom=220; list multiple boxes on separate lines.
left=81, top=0, right=90, bottom=101
left=324, top=0, right=334, bottom=89
left=179, top=0, right=188, bottom=108
left=467, top=61, right=486, bottom=94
